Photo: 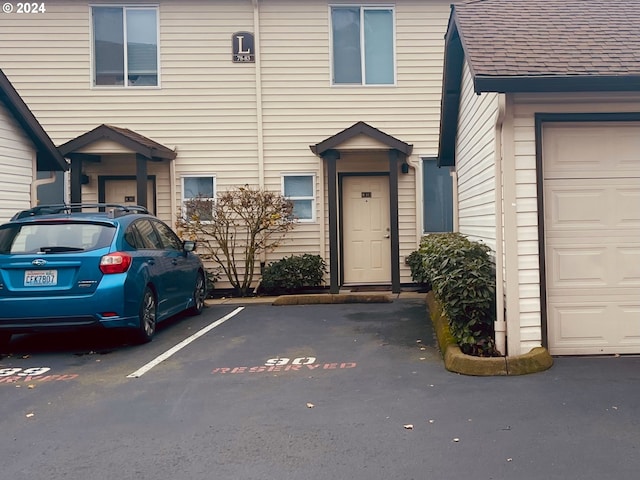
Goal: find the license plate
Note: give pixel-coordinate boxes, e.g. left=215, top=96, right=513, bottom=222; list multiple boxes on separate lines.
left=24, top=270, right=58, bottom=287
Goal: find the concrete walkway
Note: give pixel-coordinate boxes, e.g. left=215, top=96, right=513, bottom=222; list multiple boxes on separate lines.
left=205, top=290, right=427, bottom=306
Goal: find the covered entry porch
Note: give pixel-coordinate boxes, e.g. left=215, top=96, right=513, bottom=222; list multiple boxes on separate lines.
left=311, top=122, right=413, bottom=294
left=58, top=124, right=176, bottom=217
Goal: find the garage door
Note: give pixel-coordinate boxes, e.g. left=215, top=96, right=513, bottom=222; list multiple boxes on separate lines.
left=543, top=122, right=640, bottom=355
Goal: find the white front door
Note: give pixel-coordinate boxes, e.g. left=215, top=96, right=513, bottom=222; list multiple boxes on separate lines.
left=104, top=179, right=154, bottom=212
left=342, top=176, right=391, bottom=284
left=543, top=122, right=640, bottom=355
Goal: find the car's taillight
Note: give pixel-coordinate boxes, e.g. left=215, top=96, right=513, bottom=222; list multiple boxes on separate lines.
left=100, top=252, right=132, bottom=274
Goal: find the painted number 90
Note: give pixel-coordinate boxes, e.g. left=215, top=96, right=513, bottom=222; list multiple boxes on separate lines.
left=0, top=367, right=51, bottom=377
left=265, top=357, right=316, bottom=366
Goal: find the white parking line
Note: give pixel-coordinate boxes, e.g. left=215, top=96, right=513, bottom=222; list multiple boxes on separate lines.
left=126, top=306, right=245, bottom=378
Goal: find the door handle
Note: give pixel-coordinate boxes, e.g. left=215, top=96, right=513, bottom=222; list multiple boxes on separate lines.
left=146, top=259, right=155, bottom=266
left=384, top=234, right=390, bottom=238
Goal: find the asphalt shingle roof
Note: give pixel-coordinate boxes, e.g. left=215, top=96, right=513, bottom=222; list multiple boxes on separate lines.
left=453, top=0, right=640, bottom=79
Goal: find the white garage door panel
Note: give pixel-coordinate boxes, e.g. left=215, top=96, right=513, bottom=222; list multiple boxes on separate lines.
left=549, top=301, right=640, bottom=354
left=620, top=305, right=640, bottom=345
left=619, top=249, right=640, bottom=286
left=544, top=122, right=640, bottom=355
left=549, top=247, right=607, bottom=287
left=546, top=180, right=640, bottom=231
left=543, top=123, right=640, bottom=178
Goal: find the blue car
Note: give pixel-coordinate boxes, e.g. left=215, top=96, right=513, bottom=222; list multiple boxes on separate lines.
left=0, top=204, right=207, bottom=349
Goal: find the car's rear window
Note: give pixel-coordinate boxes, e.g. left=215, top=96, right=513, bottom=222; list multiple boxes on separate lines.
left=0, top=222, right=116, bottom=254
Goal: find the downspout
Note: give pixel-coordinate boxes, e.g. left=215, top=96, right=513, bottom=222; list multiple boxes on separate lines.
left=31, top=170, right=59, bottom=206
left=252, top=0, right=268, bottom=271
left=407, top=156, right=423, bottom=245
left=494, top=95, right=507, bottom=356
left=450, top=168, right=459, bottom=231
left=170, top=154, right=177, bottom=225
left=253, top=0, right=265, bottom=189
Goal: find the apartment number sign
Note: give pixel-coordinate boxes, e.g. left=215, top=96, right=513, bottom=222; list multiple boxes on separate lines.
left=232, top=32, right=255, bottom=63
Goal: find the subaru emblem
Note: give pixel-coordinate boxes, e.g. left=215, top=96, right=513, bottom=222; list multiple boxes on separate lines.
left=32, top=259, right=47, bottom=266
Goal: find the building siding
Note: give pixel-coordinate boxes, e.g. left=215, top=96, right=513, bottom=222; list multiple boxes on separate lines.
left=0, top=101, right=35, bottom=223
left=455, top=61, right=499, bottom=250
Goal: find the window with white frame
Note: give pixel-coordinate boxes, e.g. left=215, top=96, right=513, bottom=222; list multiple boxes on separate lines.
left=422, top=158, right=453, bottom=233
left=331, top=5, right=395, bottom=85
left=92, top=6, right=159, bottom=87
left=283, top=174, right=315, bottom=222
left=182, top=176, right=215, bottom=221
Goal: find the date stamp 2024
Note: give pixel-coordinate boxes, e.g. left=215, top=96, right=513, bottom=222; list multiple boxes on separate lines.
left=2, top=2, right=46, bottom=14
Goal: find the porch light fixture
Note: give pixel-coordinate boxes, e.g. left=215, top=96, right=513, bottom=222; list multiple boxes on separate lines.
left=401, top=162, right=410, bottom=174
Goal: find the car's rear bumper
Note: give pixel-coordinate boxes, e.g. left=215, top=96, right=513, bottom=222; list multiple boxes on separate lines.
left=0, top=284, right=141, bottom=333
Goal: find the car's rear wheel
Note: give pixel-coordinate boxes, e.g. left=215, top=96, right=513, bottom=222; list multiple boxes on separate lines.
left=187, top=271, right=206, bottom=316
left=132, top=287, right=157, bottom=344
left=0, top=332, right=12, bottom=351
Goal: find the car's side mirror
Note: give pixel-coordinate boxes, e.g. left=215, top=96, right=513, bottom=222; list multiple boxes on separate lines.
left=183, top=240, right=197, bottom=252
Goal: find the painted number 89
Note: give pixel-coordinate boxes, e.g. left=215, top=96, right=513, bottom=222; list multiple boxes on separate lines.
left=0, top=367, right=51, bottom=377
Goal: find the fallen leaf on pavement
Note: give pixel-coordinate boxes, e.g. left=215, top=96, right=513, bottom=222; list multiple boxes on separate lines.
left=404, top=424, right=414, bottom=430
left=306, top=403, right=315, bottom=408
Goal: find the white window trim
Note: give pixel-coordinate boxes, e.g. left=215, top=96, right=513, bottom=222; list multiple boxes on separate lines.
left=181, top=174, right=216, bottom=221
left=90, top=4, right=161, bottom=89
left=329, top=4, right=397, bottom=87
left=282, top=173, right=316, bottom=223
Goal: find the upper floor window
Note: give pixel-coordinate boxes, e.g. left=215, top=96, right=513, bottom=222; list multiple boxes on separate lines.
left=331, top=6, right=395, bottom=85
left=92, top=6, right=159, bottom=87
left=283, top=174, right=315, bottom=222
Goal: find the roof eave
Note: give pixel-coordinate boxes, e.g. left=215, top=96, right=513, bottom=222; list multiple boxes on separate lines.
left=437, top=9, right=464, bottom=168
left=0, top=70, right=68, bottom=171
left=310, top=121, right=413, bottom=157
left=474, top=75, right=640, bottom=93
left=58, top=124, right=177, bottom=161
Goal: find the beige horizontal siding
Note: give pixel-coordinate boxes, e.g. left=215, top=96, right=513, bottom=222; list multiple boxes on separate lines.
left=0, top=102, right=35, bottom=223
left=455, top=62, right=499, bottom=250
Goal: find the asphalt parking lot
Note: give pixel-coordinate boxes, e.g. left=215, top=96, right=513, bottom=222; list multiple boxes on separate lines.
left=1, top=297, right=639, bottom=480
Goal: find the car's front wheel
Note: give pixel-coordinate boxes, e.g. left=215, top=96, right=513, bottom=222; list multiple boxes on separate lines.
left=187, top=271, right=206, bottom=316
left=132, top=287, right=157, bottom=344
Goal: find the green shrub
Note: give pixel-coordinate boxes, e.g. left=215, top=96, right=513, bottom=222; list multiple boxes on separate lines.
left=259, top=254, right=327, bottom=294
left=415, top=233, right=499, bottom=357
left=406, top=250, right=430, bottom=289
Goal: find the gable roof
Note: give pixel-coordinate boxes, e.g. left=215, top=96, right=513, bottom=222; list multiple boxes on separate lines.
left=438, top=0, right=640, bottom=166
left=0, top=69, right=67, bottom=171
left=310, top=121, right=413, bottom=156
left=451, top=0, right=640, bottom=93
left=58, top=124, right=176, bottom=160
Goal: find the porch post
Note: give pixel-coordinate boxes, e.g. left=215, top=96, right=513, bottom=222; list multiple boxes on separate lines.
left=136, top=154, right=148, bottom=209
left=324, top=149, right=340, bottom=294
left=69, top=154, right=83, bottom=204
left=389, top=150, right=401, bottom=294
